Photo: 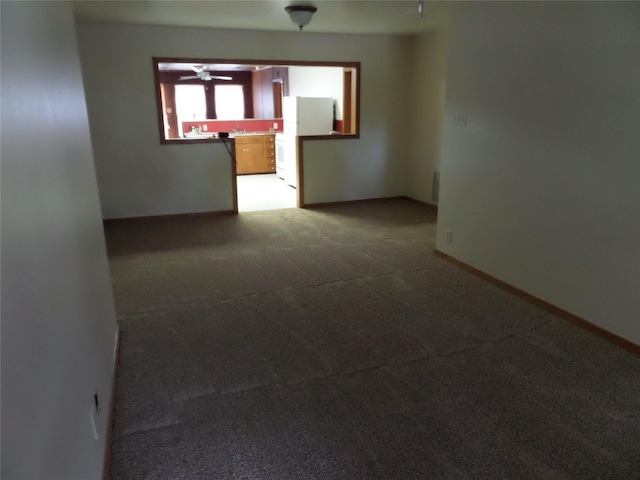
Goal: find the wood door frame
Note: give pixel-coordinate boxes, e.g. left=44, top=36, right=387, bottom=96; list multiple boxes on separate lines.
left=342, top=67, right=358, bottom=134
left=154, top=57, right=360, bottom=144
left=160, top=83, right=179, bottom=139
left=273, top=80, right=284, bottom=119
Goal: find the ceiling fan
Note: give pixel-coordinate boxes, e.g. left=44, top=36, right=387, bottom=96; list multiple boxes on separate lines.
left=179, top=65, right=232, bottom=81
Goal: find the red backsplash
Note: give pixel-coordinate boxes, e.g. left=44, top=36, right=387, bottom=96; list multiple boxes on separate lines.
left=182, top=119, right=283, bottom=135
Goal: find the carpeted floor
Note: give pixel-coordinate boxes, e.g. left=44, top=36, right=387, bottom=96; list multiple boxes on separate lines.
left=104, top=199, right=640, bottom=479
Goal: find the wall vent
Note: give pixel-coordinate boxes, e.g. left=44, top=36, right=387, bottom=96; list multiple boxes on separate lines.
left=431, top=170, right=440, bottom=204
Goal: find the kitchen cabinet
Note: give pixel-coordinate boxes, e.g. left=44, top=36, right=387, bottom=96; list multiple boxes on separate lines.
left=252, top=67, right=288, bottom=119
left=261, top=70, right=275, bottom=119
left=264, top=134, right=276, bottom=173
left=235, top=134, right=276, bottom=175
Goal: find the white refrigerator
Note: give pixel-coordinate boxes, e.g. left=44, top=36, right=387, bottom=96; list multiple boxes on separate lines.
left=282, top=96, right=334, bottom=187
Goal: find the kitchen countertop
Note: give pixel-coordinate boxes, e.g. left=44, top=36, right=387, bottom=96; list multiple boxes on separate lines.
left=229, top=131, right=279, bottom=137
left=179, top=131, right=346, bottom=141
left=180, top=131, right=278, bottom=140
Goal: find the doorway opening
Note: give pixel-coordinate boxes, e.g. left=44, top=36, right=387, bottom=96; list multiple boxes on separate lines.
left=236, top=173, right=296, bottom=212
left=153, top=58, right=360, bottom=213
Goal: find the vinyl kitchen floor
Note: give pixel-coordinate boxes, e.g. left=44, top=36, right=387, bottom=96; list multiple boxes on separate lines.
left=237, top=173, right=296, bottom=212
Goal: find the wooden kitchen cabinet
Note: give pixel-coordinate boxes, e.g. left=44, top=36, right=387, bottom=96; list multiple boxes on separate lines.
left=252, top=69, right=273, bottom=119
left=264, top=134, right=276, bottom=173
left=235, top=135, right=276, bottom=175
left=260, top=70, right=275, bottom=119
left=251, top=67, right=288, bottom=119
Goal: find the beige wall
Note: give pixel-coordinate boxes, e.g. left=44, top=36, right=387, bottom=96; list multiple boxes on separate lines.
left=75, top=5, right=640, bottom=348
left=287, top=66, right=344, bottom=120
left=406, top=28, right=449, bottom=205
left=1, top=2, right=118, bottom=478
left=436, top=2, right=640, bottom=344
left=76, top=23, right=415, bottom=218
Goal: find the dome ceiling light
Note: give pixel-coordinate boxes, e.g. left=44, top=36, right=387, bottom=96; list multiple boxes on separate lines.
left=285, top=5, right=317, bottom=31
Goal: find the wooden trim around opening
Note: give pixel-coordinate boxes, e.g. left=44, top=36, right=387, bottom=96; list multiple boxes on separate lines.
left=231, top=140, right=238, bottom=214
left=154, top=58, right=361, bottom=144
left=343, top=69, right=352, bottom=134
left=433, top=249, right=640, bottom=356
left=296, top=136, right=305, bottom=208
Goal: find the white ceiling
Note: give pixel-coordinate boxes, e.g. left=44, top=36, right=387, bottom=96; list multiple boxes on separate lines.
left=72, top=0, right=451, bottom=35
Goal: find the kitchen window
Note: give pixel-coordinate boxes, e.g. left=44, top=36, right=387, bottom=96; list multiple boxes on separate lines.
left=214, top=85, right=245, bottom=120
left=175, top=84, right=206, bottom=125
left=153, top=58, right=360, bottom=143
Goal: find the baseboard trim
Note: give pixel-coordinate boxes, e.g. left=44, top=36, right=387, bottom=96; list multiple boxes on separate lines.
left=102, top=328, right=120, bottom=480
left=103, top=210, right=235, bottom=224
left=102, top=198, right=436, bottom=219
left=303, top=196, right=424, bottom=209
left=433, top=249, right=640, bottom=356
left=402, top=196, right=438, bottom=212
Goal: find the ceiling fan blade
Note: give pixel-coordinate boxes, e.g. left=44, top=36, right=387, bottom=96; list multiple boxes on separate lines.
left=178, top=74, right=232, bottom=81
left=199, top=74, right=233, bottom=81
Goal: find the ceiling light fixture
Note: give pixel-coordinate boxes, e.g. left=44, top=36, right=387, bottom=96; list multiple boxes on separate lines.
left=285, top=5, right=317, bottom=31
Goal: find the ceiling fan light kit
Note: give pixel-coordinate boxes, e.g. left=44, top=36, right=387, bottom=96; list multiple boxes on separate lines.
left=285, top=5, right=317, bottom=31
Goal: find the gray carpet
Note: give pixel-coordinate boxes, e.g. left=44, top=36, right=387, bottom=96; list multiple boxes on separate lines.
left=105, top=199, right=640, bottom=479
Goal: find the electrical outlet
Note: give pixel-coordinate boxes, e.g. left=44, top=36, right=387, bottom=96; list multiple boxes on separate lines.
left=273, top=122, right=278, bottom=129
left=446, top=230, right=453, bottom=243
left=202, top=124, right=208, bottom=131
